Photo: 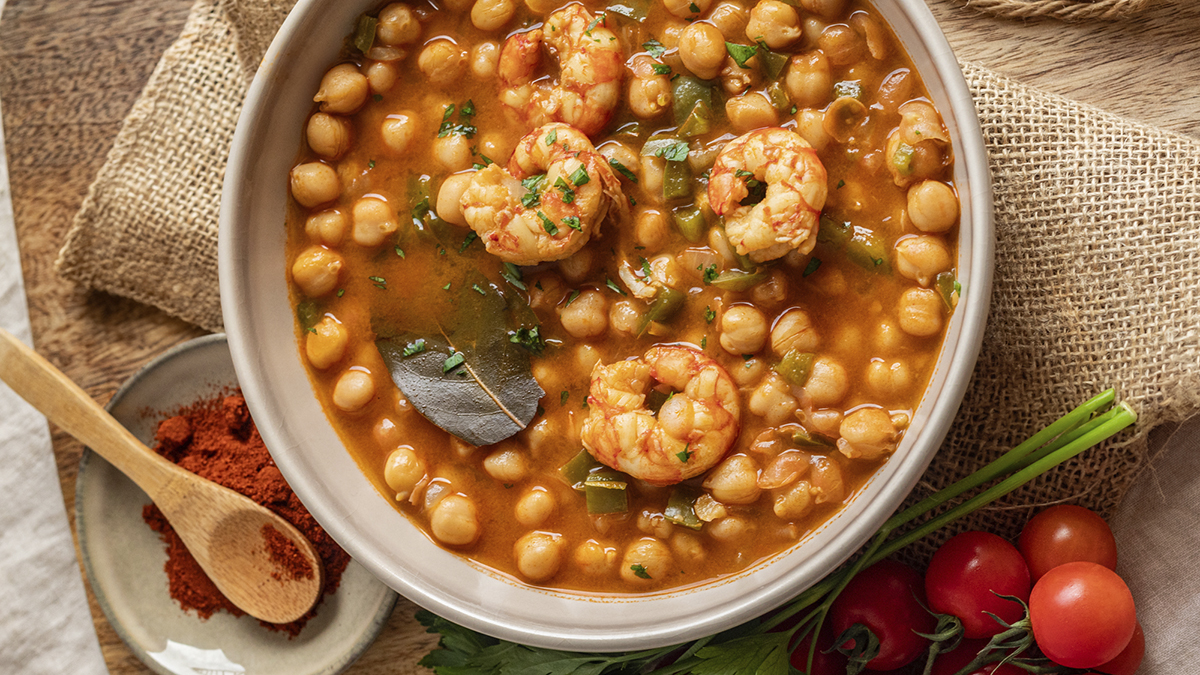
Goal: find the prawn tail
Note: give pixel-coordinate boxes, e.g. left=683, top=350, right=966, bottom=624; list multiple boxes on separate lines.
left=708, top=171, right=748, bottom=215
left=499, top=30, right=542, bottom=87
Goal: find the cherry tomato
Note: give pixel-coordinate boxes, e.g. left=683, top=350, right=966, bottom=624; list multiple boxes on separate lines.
left=930, top=639, right=1024, bottom=675
left=1095, top=620, right=1145, bottom=675
left=1029, top=561, right=1136, bottom=669
left=1018, top=505, right=1117, bottom=581
left=789, top=624, right=848, bottom=675
left=925, top=531, right=1031, bottom=638
left=830, top=559, right=935, bottom=671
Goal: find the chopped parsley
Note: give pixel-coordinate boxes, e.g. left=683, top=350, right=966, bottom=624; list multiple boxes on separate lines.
left=642, top=38, right=665, bottom=58
left=676, top=445, right=692, bottom=463
left=701, top=264, right=720, bottom=285
left=509, top=326, right=546, bottom=354
left=640, top=256, right=653, bottom=277
left=442, top=282, right=451, bottom=290
left=654, top=140, right=690, bottom=163
left=837, top=179, right=846, bottom=189
left=688, top=1, right=700, bottom=11
left=562, top=215, right=582, bottom=231
left=584, top=15, right=603, bottom=35
left=471, top=153, right=494, bottom=171
left=501, top=262, right=527, bottom=290
left=605, top=278, right=627, bottom=296
left=566, top=289, right=580, bottom=306
left=545, top=128, right=557, bottom=146
left=394, top=244, right=405, bottom=258
left=630, top=564, right=652, bottom=579
left=521, top=174, right=547, bottom=208
left=368, top=159, right=376, bottom=169
left=652, top=63, right=672, bottom=75
left=436, top=102, right=478, bottom=139
left=725, top=41, right=757, bottom=68
left=609, top=158, right=638, bottom=182
left=372, top=93, right=383, bottom=102
left=471, top=283, right=487, bottom=295
left=569, top=166, right=590, bottom=186
left=704, top=306, right=716, bottom=323
left=442, top=352, right=466, bottom=373
left=336, top=288, right=345, bottom=298
left=554, top=177, right=576, bottom=203
left=402, top=339, right=426, bottom=357
left=369, top=275, right=387, bottom=289
left=560, top=390, right=570, bottom=406
left=459, top=231, right=478, bottom=253
left=803, top=257, right=822, bottom=277
left=536, top=211, right=559, bottom=235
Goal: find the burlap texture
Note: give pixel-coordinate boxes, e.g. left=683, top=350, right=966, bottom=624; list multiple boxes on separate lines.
left=56, top=0, right=1200, bottom=549
left=954, top=0, right=1153, bottom=21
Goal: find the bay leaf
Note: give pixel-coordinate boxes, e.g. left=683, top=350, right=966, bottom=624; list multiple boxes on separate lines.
left=375, top=275, right=544, bottom=447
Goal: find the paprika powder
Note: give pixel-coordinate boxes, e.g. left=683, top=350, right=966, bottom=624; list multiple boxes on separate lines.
left=142, top=392, right=349, bottom=636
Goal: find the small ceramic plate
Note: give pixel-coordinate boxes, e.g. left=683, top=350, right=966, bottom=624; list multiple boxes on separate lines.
left=76, top=333, right=397, bottom=675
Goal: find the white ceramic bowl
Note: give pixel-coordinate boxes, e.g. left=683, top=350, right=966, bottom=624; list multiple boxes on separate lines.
left=220, top=0, right=993, bottom=652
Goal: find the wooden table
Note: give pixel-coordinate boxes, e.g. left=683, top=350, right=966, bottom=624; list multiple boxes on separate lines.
left=1, top=0, right=1197, bottom=672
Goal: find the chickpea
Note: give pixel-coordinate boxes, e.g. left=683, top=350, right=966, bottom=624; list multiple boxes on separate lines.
left=576, top=344, right=602, bottom=375
left=770, top=307, right=820, bottom=355
left=907, top=180, right=959, bottom=233
left=477, top=131, right=514, bottom=165
left=620, top=538, right=673, bottom=583
left=351, top=197, right=399, bottom=247
left=703, top=454, right=762, bottom=504
left=418, top=40, right=468, bottom=86
left=432, top=134, right=473, bottom=172
left=720, top=54, right=761, bottom=96
left=560, top=289, right=609, bottom=339
left=671, top=531, right=706, bottom=562
left=514, top=531, right=564, bottom=581
left=819, top=24, right=868, bottom=67
left=470, top=40, right=501, bottom=78
left=289, top=162, right=340, bottom=207
left=629, top=59, right=672, bottom=119
left=515, top=487, right=556, bottom=527
left=785, top=52, right=832, bottom=110
left=805, top=355, right=850, bottom=407
left=332, top=369, right=375, bottom=412
left=707, top=515, right=753, bottom=543
left=640, top=156, right=665, bottom=201
left=877, top=68, right=915, bottom=114
left=634, top=207, right=670, bottom=250
left=314, top=63, right=368, bottom=114
left=898, top=287, right=944, bottom=337
left=810, top=454, right=846, bottom=503
left=874, top=319, right=907, bottom=353
left=637, top=511, right=675, bottom=539
left=719, top=305, right=768, bottom=355
left=773, top=481, right=815, bottom=520
left=866, top=359, right=914, bottom=397
left=483, top=447, right=529, bottom=483
left=376, top=3, right=421, bottom=45
left=384, top=446, right=426, bottom=501
left=374, top=416, right=403, bottom=450
left=895, top=235, right=951, bottom=286
left=725, top=93, right=778, bottom=133
left=430, top=493, right=481, bottom=546
left=305, top=315, right=348, bottom=369
left=808, top=408, right=842, bottom=436
left=524, top=0, right=559, bottom=14
left=305, top=113, right=353, bottom=160
left=837, top=407, right=897, bottom=460
left=574, top=540, right=617, bottom=576
left=291, top=246, right=342, bottom=297
left=304, top=209, right=347, bottom=247
left=794, top=108, right=832, bottom=151
left=708, top=1, right=749, bottom=41
left=799, top=0, right=848, bottom=18
left=524, top=417, right=559, bottom=454
left=750, top=269, right=788, bottom=307
left=381, top=112, right=419, bottom=155
left=749, top=372, right=799, bottom=425
left=679, top=23, right=726, bottom=80
left=746, top=0, right=801, bottom=50
left=610, top=300, right=642, bottom=336
left=470, top=0, right=515, bottom=31
left=597, top=141, right=640, bottom=181
left=663, top=0, right=711, bottom=19
left=729, top=355, right=767, bottom=387
left=366, top=61, right=399, bottom=95
left=559, top=248, right=594, bottom=284
left=436, top=173, right=474, bottom=226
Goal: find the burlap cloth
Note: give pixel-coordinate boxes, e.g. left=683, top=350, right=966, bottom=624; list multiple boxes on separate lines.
left=56, top=0, right=1199, bottom=653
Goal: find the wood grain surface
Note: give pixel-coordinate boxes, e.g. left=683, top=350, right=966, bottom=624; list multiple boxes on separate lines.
left=1, top=0, right=1197, bottom=672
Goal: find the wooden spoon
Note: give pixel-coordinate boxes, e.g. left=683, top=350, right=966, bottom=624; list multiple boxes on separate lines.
left=0, top=328, right=323, bottom=624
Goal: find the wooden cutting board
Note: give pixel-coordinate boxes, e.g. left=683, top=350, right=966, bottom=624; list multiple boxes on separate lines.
left=1, top=0, right=1197, bottom=672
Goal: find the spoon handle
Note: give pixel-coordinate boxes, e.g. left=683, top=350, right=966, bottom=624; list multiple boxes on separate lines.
left=0, top=327, right=176, bottom=495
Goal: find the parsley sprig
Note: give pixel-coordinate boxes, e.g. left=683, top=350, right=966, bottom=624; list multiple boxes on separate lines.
left=417, top=391, right=1137, bottom=675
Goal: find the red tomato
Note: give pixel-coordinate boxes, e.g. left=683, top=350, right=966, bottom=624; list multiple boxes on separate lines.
left=1018, top=505, right=1118, bottom=581
left=925, top=531, right=1031, bottom=638
left=1095, top=620, right=1145, bottom=675
left=789, top=624, right=848, bottom=675
left=1029, top=562, right=1136, bottom=669
left=930, top=639, right=1024, bottom=675
left=830, top=559, right=935, bottom=671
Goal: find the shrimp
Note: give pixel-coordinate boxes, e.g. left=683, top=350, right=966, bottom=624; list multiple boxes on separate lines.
left=498, top=4, right=623, bottom=137
left=707, top=127, right=829, bottom=263
left=580, top=345, right=741, bottom=486
left=460, top=123, right=624, bottom=265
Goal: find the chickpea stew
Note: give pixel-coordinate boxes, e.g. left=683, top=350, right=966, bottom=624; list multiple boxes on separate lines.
left=286, top=0, right=960, bottom=593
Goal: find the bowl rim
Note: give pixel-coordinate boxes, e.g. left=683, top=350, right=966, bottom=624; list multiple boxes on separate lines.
left=220, top=0, right=993, bottom=652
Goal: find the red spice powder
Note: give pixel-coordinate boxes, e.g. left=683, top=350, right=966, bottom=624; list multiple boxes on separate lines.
left=142, top=393, right=350, bottom=636
left=262, top=524, right=315, bottom=582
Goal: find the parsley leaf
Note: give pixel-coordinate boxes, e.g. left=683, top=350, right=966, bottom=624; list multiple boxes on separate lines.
left=401, top=339, right=425, bottom=357
left=562, top=216, right=582, bottom=231
left=537, top=211, right=559, bottom=235
left=509, top=326, right=545, bottom=355
left=569, top=166, right=590, bottom=186
left=654, top=140, right=690, bottom=163
left=803, top=257, right=822, bottom=277
left=652, top=63, right=672, bottom=75
left=501, top=262, right=526, bottom=290
left=609, top=158, right=638, bottom=182
left=545, top=128, right=557, bottom=145
left=725, top=41, right=758, bottom=69
left=554, top=177, right=576, bottom=204
left=702, top=264, right=720, bottom=285
left=521, top=174, right=546, bottom=208
left=459, top=231, right=478, bottom=253
left=704, top=305, right=716, bottom=323
left=442, top=351, right=465, bottom=373
left=642, top=38, right=666, bottom=58
left=630, top=563, right=652, bottom=579
left=605, top=278, right=627, bottom=296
